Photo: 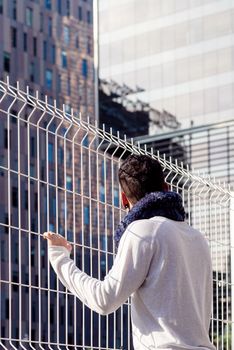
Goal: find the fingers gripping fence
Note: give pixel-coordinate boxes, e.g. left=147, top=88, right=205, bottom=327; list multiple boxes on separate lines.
left=0, top=78, right=233, bottom=350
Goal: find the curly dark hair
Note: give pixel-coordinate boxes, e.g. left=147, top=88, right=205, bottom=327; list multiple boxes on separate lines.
left=118, top=154, right=165, bottom=204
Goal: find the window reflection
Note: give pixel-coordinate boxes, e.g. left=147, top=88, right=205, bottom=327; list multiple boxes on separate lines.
left=99, top=0, right=234, bottom=130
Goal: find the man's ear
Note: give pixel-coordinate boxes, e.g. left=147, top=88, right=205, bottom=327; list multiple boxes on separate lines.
left=121, top=192, right=130, bottom=209
left=163, top=182, right=169, bottom=191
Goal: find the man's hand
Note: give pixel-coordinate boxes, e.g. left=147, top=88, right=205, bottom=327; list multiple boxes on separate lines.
left=43, top=232, right=72, bottom=253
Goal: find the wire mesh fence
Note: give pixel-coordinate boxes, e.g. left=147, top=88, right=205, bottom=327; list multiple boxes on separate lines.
left=0, top=78, right=233, bottom=349
left=134, top=120, right=234, bottom=186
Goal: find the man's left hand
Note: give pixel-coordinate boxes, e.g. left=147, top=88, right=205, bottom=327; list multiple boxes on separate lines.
left=43, top=232, right=72, bottom=253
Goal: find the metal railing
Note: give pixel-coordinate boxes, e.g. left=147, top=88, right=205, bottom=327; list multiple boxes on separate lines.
left=0, top=78, right=233, bottom=349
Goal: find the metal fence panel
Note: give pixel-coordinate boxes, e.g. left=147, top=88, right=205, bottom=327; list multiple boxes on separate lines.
left=0, top=79, right=233, bottom=349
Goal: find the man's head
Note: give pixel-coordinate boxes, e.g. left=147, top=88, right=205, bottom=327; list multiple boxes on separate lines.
left=118, top=154, right=167, bottom=209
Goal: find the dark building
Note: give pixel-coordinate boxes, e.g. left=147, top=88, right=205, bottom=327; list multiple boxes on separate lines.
left=99, top=79, right=149, bottom=138
left=99, top=78, right=181, bottom=139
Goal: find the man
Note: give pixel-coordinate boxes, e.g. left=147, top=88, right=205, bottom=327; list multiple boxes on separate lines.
left=44, top=154, right=215, bottom=350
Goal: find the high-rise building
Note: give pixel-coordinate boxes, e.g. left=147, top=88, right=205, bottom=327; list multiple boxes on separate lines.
left=0, top=0, right=96, bottom=347
left=98, top=0, right=234, bottom=133
left=0, top=0, right=94, bottom=116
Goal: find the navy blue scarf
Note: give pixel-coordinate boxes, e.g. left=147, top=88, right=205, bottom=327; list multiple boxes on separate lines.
left=114, top=191, right=185, bottom=248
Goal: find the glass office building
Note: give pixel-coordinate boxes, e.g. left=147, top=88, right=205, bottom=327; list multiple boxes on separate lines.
left=0, top=0, right=96, bottom=346
left=99, top=0, right=234, bottom=133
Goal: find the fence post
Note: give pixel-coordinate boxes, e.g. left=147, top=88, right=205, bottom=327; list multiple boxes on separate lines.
left=230, top=192, right=234, bottom=350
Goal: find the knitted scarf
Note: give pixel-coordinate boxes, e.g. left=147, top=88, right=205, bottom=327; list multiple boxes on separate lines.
left=114, top=191, right=185, bottom=248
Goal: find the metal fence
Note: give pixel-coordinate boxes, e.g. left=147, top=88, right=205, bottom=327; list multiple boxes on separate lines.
left=134, top=119, right=234, bottom=186
left=0, top=78, right=233, bottom=350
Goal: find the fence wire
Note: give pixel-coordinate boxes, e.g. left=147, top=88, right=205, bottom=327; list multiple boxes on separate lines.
left=0, top=78, right=233, bottom=349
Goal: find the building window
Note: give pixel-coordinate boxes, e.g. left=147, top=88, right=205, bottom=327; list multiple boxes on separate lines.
left=34, top=192, right=38, bottom=212
left=64, top=26, right=70, bottom=45
left=12, top=0, right=17, bottom=20
left=30, top=137, right=35, bottom=157
left=48, top=17, right=52, bottom=36
left=26, top=7, right=33, bottom=27
left=25, top=190, right=28, bottom=210
left=11, top=27, right=17, bottom=48
left=67, top=77, right=71, bottom=96
left=14, top=243, right=19, bottom=264
left=1, top=240, right=5, bottom=261
left=41, top=247, right=46, bottom=268
left=61, top=50, right=67, bottom=68
left=51, top=44, right=56, bottom=64
left=43, top=41, right=47, bottom=60
left=101, top=161, right=105, bottom=178
left=66, top=175, right=72, bottom=190
left=23, top=32, right=27, bottom=52
left=65, top=103, right=71, bottom=113
left=12, top=272, right=18, bottom=292
left=49, top=169, right=54, bottom=183
left=50, top=305, right=54, bottom=324
left=45, top=0, right=52, bottom=10
left=66, top=150, right=72, bottom=168
left=29, top=62, right=35, bottom=82
left=11, top=109, right=17, bottom=122
left=114, top=189, right=119, bottom=206
left=3, top=52, right=10, bottom=72
left=84, top=206, right=89, bottom=225
left=87, top=10, right=91, bottom=24
left=87, top=38, right=91, bottom=55
left=57, top=0, right=62, bottom=14
left=4, top=129, right=8, bottom=148
left=40, top=12, right=43, bottom=31
left=31, top=247, right=35, bottom=266
left=77, top=178, right=81, bottom=193
left=58, top=146, right=63, bottom=163
left=49, top=223, right=55, bottom=232
left=5, top=300, right=9, bottom=319
left=100, top=185, right=105, bottom=202
left=32, top=303, right=36, bottom=323
left=0, top=0, right=3, bottom=14
left=75, top=34, right=79, bottom=48
left=82, top=59, right=88, bottom=78
left=100, top=235, right=107, bottom=251
left=48, top=142, right=53, bottom=162
left=57, top=73, right=61, bottom=93
left=78, top=6, right=82, bottom=21
left=32, top=221, right=37, bottom=237
left=33, top=37, right=37, bottom=56
left=66, top=0, right=70, bottom=16
left=45, top=69, right=53, bottom=90
left=4, top=214, right=8, bottom=233
left=12, top=186, right=18, bottom=207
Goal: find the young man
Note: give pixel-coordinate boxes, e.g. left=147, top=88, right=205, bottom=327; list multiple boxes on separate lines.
left=44, top=154, right=215, bottom=350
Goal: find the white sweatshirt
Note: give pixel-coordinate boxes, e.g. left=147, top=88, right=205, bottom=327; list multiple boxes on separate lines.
left=48, top=216, right=216, bottom=350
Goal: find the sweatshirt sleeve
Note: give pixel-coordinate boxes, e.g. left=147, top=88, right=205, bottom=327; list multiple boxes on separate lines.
left=48, top=221, right=154, bottom=315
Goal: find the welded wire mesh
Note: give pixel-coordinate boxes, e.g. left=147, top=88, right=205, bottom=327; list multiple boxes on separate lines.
left=0, top=78, right=233, bottom=349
